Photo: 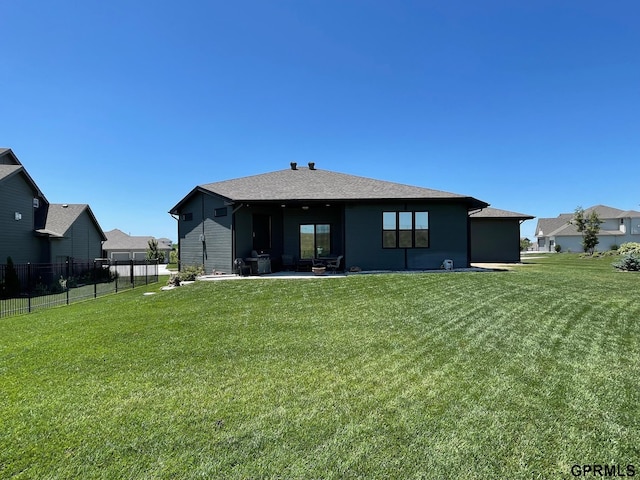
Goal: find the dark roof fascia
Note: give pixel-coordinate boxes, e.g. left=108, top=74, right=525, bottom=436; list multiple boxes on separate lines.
left=0, top=148, right=22, bottom=165
left=84, top=205, right=108, bottom=242
left=214, top=196, right=488, bottom=209
left=169, top=186, right=233, bottom=215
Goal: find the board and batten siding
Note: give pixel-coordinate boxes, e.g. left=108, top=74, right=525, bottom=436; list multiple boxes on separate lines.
left=0, top=173, right=41, bottom=264
left=344, top=202, right=470, bottom=271
left=178, top=192, right=232, bottom=274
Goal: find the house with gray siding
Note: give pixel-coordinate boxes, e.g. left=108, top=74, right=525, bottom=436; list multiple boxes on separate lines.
left=0, top=148, right=106, bottom=264
left=470, top=207, right=534, bottom=263
left=103, top=229, right=172, bottom=262
left=170, top=163, right=492, bottom=273
left=535, top=205, right=640, bottom=252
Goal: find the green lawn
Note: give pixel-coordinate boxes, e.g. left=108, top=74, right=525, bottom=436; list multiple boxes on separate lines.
left=1, top=255, right=638, bottom=479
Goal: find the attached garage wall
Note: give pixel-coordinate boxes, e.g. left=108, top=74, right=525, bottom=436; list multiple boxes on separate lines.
left=470, top=218, right=521, bottom=263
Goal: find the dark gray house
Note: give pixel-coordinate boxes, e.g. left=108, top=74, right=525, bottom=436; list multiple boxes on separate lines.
left=170, top=163, right=490, bottom=273
left=1, top=148, right=49, bottom=264
left=469, top=207, right=534, bottom=263
left=1, top=148, right=106, bottom=264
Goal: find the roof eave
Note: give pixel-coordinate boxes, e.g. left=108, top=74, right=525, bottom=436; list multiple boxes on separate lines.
left=169, top=186, right=234, bottom=215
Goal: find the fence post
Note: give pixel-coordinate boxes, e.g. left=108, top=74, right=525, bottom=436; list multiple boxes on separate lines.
left=94, top=260, right=98, bottom=299
left=66, top=260, right=70, bottom=305
left=130, top=260, right=134, bottom=289
left=114, top=260, right=118, bottom=293
left=27, top=262, right=32, bottom=313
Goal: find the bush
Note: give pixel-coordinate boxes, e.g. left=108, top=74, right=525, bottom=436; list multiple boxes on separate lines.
left=613, top=254, right=640, bottom=272
left=554, top=244, right=562, bottom=253
left=178, top=265, right=204, bottom=282
left=1, top=257, right=21, bottom=298
left=618, top=242, right=640, bottom=256
left=610, top=244, right=619, bottom=251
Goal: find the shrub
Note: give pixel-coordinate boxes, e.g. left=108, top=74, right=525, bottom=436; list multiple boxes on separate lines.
left=618, top=242, right=640, bottom=256
left=610, top=244, right=619, bottom=251
left=613, top=254, right=640, bottom=272
left=554, top=244, right=562, bottom=253
left=2, top=257, right=21, bottom=298
left=178, top=265, right=204, bottom=282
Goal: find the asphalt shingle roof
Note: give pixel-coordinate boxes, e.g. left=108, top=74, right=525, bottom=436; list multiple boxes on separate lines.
left=103, top=229, right=172, bottom=250
left=0, top=164, right=22, bottom=182
left=535, top=205, right=640, bottom=237
left=38, top=204, right=106, bottom=240
left=469, top=207, right=534, bottom=219
left=172, top=166, right=488, bottom=212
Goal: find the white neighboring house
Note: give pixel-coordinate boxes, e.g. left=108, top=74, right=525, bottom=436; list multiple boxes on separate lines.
left=102, top=229, right=172, bottom=263
left=535, top=205, right=640, bottom=252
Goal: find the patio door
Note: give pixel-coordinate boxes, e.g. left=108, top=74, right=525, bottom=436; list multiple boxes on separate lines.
left=253, top=214, right=272, bottom=252
left=300, top=224, right=331, bottom=258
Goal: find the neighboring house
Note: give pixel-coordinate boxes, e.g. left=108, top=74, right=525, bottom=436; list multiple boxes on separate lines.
left=102, top=229, right=172, bottom=263
left=1, top=148, right=49, bottom=264
left=0, top=148, right=106, bottom=264
left=535, top=205, right=640, bottom=252
left=38, top=204, right=107, bottom=262
left=170, top=163, right=490, bottom=273
left=469, top=207, right=535, bottom=263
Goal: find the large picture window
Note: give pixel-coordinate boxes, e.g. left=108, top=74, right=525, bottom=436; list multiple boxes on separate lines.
left=383, top=211, right=429, bottom=248
left=300, top=224, right=331, bottom=258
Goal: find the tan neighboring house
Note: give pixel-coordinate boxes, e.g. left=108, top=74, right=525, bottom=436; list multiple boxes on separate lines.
left=102, top=229, right=172, bottom=263
left=535, top=205, right=640, bottom=252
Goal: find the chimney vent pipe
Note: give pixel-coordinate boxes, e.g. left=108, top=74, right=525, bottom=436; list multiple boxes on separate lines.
left=290, top=162, right=297, bottom=170
left=308, top=162, right=315, bottom=170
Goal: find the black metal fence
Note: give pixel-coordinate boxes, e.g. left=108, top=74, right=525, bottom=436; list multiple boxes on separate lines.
left=0, top=259, right=159, bottom=318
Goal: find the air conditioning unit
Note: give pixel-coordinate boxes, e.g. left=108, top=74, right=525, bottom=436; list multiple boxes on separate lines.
left=33, top=198, right=40, bottom=208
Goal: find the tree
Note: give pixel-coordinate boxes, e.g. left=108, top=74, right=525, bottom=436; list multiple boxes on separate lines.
left=520, top=237, right=532, bottom=252
left=571, top=207, right=603, bottom=254
left=146, top=239, right=166, bottom=263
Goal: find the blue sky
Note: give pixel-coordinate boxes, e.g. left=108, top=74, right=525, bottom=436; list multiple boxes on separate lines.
left=2, top=1, right=639, bottom=242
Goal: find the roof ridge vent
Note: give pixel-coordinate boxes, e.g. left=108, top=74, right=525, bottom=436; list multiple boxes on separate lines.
left=290, top=162, right=297, bottom=170
left=308, top=162, right=316, bottom=170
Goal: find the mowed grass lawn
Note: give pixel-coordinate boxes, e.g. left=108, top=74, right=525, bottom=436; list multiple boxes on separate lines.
left=1, top=255, right=638, bottom=479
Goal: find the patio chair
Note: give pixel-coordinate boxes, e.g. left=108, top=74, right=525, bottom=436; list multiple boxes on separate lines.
left=325, top=255, right=343, bottom=274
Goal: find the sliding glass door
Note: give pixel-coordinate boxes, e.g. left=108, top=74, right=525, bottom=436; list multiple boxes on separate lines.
left=300, top=224, right=331, bottom=258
